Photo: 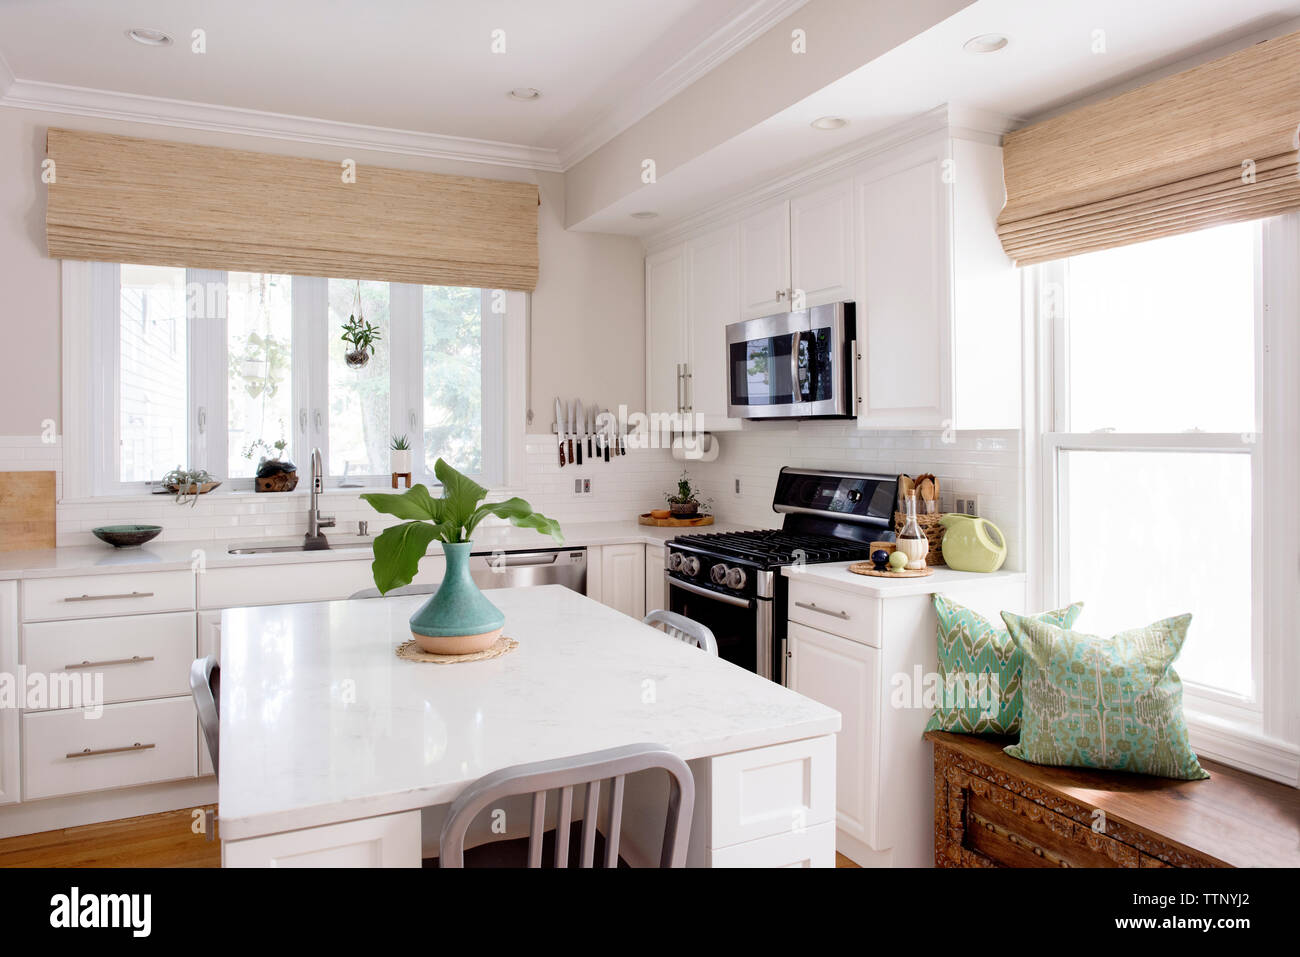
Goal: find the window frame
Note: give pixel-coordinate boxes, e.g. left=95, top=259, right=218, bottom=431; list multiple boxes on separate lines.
left=1028, top=217, right=1300, bottom=781
left=62, top=263, right=524, bottom=499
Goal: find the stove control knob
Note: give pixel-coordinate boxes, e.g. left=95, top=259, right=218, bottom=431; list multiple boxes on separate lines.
left=710, top=563, right=729, bottom=584
left=725, top=566, right=747, bottom=590
left=682, top=556, right=701, bottom=577
left=666, top=551, right=683, bottom=571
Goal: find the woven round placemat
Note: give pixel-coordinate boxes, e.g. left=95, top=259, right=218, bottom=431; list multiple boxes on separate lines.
left=395, top=636, right=518, bottom=664
left=847, top=561, right=933, bottom=579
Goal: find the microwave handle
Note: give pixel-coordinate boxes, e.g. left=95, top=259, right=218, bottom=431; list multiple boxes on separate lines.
left=847, top=338, right=858, bottom=416
left=789, top=330, right=801, bottom=401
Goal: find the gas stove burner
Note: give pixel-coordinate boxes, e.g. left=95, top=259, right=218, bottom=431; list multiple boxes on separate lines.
left=672, top=529, right=879, bottom=568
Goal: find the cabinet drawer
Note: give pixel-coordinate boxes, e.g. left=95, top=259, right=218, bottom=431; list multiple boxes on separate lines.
left=23, top=571, right=194, bottom=622
left=22, top=697, right=197, bottom=800
left=710, top=821, right=835, bottom=868
left=22, top=612, right=196, bottom=708
left=710, top=735, right=835, bottom=848
left=787, top=580, right=879, bottom=644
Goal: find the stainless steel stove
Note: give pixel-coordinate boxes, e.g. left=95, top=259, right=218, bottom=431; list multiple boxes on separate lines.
left=664, top=467, right=898, bottom=683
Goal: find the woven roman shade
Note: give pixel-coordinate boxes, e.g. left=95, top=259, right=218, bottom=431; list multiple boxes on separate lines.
left=998, top=30, right=1300, bottom=265
left=45, top=129, right=539, bottom=290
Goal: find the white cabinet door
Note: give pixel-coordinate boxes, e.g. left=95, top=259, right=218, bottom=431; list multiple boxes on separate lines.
left=644, top=546, right=665, bottom=617
left=598, top=544, right=646, bottom=620
left=0, top=582, right=17, bottom=805
left=222, top=810, right=421, bottom=867
left=790, top=178, right=855, bottom=308
left=738, top=202, right=791, bottom=319
left=646, top=245, right=687, bottom=418
left=787, top=620, right=879, bottom=849
left=855, top=153, right=952, bottom=429
left=684, top=225, right=741, bottom=430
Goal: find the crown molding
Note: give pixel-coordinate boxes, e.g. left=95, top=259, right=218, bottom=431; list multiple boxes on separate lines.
left=0, top=78, right=566, bottom=172
left=555, top=0, right=811, bottom=169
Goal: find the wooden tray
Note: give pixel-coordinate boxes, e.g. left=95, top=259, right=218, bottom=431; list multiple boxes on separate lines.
left=848, top=561, right=933, bottom=579
left=638, top=513, right=714, bottom=527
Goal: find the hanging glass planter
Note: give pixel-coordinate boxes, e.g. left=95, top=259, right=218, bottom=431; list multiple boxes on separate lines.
left=340, top=279, right=381, bottom=368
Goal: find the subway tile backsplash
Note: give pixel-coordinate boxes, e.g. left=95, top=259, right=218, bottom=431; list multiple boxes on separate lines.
left=0, top=426, right=1023, bottom=570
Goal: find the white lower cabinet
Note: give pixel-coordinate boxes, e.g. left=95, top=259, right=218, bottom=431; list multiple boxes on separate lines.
left=644, top=545, right=665, bottom=616
left=223, top=810, right=422, bottom=868
left=0, top=581, right=18, bottom=806
left=199, top=556, right=444, bottom=609
left=586, top=544, right=646, bottom=620
left=787, top=620, right=879, bottom=848
left=22, top=696, right=198, bottom=801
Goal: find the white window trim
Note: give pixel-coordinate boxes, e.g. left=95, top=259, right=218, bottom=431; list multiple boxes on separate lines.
left=62, top=262, right=528, bottom=500
left=1027, top=219, right=1300, bottom=786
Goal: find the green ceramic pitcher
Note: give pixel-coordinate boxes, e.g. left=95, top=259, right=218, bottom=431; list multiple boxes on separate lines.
left=939, top=513, right=1007, bottom=573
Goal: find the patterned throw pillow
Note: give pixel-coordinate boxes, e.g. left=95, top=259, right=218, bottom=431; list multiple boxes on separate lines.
left=924, top=595, right=1083, bottom=736
left=1000, top=612, right=1209, bottom=781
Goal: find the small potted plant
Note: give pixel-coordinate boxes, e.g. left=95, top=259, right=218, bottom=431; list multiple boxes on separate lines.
left=665, top=471, right=705, bottom=518
left=341, top=315, right=381, bottom=368
left=244, top=438, right=298, bottom=492
left=362, top=458, right=562, bottom=655
left=390, top=434, right=412, bottom=477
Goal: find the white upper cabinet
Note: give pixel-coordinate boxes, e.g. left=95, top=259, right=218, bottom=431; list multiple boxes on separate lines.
left=790, top=179, right=855, bottom=309
left=738, top=201, right=791, bottom=319
left=684, top=225, right=741, bottom=430
left=854, top=132, right=1019, bottom=431
left=645, top=244, right=687, bottom=419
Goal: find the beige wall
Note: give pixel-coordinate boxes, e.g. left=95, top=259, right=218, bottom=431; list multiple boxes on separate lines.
left=0, top=106, right=644, bottom=436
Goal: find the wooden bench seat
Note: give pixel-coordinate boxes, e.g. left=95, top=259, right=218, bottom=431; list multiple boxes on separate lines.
left=926, top=731, right=1300, bottom=868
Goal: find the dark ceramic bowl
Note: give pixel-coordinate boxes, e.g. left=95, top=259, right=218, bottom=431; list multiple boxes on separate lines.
left=93, top=525, right=163, bottom=548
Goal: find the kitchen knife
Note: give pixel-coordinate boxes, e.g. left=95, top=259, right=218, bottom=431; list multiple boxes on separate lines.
left=555, top=398, right=565, bottom=468
left=586, top=403, right=594, bottom=459
left=603, top=409, right=612, bottom=462
left=567, top=400, right=575, bottom=464
left=575, top=399, right=584, bottom=465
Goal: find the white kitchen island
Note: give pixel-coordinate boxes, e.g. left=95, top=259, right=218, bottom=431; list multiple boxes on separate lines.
left=218, top=584, right=839, bottom=867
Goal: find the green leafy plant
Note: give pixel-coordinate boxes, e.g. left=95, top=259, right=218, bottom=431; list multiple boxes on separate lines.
left=361, top=458, right=563, bottom=594
left=664, top=471, right=700, bottom=506
left=390, top=434, right=411, bottom=451
left=341, top=315, right=382, bottom=355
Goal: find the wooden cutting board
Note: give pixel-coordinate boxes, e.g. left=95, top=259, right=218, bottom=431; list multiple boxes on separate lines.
left=0, top=471, right=56, bottom=551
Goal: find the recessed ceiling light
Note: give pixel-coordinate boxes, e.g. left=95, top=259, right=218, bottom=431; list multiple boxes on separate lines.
left=630, top=211, right=658, bottom=220
left=810, top=116, right=848, bottom=131
left=963, top=34, right=1009, bottom=54
left=126, top=28, right=173, bottom=47
left=508, top=88, right=542, bottom=101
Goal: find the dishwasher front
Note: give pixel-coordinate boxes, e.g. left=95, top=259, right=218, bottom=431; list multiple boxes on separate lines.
left=468, top=547, right=587, bottom=594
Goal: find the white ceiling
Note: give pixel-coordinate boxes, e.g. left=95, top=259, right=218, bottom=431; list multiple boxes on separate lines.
left=0, top=0, right=798, bottom=165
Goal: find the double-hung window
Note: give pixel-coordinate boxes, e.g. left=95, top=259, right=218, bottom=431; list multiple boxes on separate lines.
left=72, top=263, right=517, bottom=495
left=1033, top=217, right=1299, bottom=766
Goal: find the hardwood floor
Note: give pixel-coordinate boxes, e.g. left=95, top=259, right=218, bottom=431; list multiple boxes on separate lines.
left=0, top=807, right=861, bottom=868
left=0, top=805, right=221, bottom=868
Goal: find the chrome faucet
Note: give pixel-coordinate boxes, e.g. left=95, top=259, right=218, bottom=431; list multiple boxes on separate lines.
left=304, top=448, right=335, bottom=549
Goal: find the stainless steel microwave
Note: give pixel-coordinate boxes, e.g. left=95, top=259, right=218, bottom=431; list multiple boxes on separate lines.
left=725, top=303, right=856, bottom=419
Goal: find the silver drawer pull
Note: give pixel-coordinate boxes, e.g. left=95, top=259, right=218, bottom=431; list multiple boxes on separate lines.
left=63, top=591, right=155, bottom=603
left=795, top=600, right=849, bottom=620
left=66, top=742, right=156, bottom=759
left=63, top=655, right=155, bottom=670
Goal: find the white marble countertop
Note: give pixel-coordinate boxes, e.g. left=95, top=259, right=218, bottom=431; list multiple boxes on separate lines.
left=0, top=519, right=756, bottom=581
left=782, top=562, right=1026, bottom=598
left=217, top=585, right=839, bottom=841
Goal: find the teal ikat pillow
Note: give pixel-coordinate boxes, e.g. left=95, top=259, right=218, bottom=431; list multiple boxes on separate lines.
left=924, top=595, right=1084, bottom=736
left=1000, top=612, right=1209, bottom=781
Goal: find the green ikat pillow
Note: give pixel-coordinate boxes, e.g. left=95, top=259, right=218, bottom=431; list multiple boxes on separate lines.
left=1000, top=612, right=1209, bottom=781
left=924, top=595, right=1083, bottom=736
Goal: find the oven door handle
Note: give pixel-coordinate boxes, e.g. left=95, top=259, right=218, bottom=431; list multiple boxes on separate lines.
left=667, top=575, right=754, bottom=609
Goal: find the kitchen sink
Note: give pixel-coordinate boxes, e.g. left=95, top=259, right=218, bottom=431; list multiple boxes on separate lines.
left=227, top=536, right=374, bottom=555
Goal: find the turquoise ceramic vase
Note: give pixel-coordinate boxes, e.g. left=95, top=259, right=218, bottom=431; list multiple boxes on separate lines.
left=409, top=541, right=505, bottom=655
